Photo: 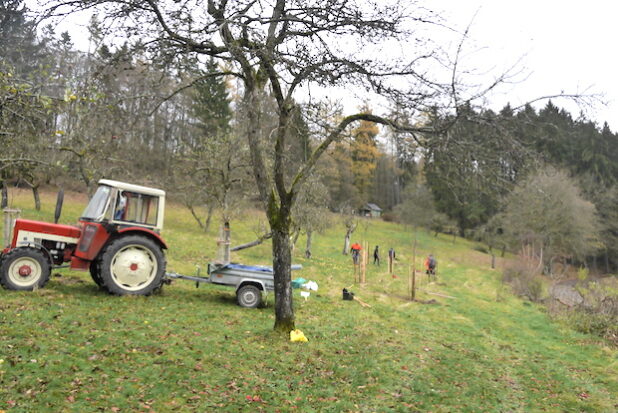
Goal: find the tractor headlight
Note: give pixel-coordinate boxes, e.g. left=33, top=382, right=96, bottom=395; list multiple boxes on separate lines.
left=79, top=224, right=98, bottom=252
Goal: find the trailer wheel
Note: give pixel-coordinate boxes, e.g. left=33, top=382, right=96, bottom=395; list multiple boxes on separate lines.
left=99, top=235, right=165, bottom=295
left=237, top=285, right=262, bottom=308
left=0, top=248, right=50, bottom=291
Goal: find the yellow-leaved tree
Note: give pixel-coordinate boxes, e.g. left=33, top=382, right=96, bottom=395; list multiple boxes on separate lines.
left=351, top=107, right=381, bottom=204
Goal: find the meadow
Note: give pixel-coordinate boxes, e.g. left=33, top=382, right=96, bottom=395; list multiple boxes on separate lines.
left=0, top=188, right=616, bottom=412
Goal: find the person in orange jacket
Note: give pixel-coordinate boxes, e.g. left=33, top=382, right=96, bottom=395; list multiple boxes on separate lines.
left=350, top=242, right=362, bottom=265
left=424, top=254, right=436, bottom=276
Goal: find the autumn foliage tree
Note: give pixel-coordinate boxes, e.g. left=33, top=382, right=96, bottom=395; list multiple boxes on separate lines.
left=350, top=113, right=381, bottom=205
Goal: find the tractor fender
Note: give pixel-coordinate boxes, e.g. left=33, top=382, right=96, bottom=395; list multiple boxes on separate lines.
left=116, top=227, right=168, bottom=250
left=14, top=241, right=54, bottom=266
left=235, top=279, right=266, bottom=292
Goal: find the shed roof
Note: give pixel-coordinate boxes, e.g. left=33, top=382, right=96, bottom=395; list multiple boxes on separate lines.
left=364, top=203, right=382, bottom=211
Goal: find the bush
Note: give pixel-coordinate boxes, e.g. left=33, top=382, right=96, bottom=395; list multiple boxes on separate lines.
left=381, top=212, right=398, bottom=223
left=430, top=213, right=454, bottom=235
left=550, top=278, right=618, bottom=345
left=472, top=244, right=489, bottom=254
left=502, top=260, right=544, bottom=302
left=565, top=310, right=617, bottom=343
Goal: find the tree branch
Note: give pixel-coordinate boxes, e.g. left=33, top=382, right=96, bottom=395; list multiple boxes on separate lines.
left=230, top=232, right=272, bottom=251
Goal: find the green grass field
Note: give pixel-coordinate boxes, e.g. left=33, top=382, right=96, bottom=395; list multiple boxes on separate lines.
left=1, top=188, right=616, bottom=412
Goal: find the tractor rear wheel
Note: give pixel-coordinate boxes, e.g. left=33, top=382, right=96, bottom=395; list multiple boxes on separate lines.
left=89, top=260, right=103, bottom=287
left=98, top=235, right=165, bottom=295
left=0, top=248, right=50, bottom=291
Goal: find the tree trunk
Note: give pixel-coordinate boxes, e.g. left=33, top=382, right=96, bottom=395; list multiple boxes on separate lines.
left=188, top=205, right=205, bottom=229
left=291, top=227, right=301, bottom=251
left=204, top=204, right=215, bottom=233
left=592, top=254, right=598, bottom=274
left=343, top=225, right=356, bottom=255
left=305, top=230, right=313, bottom=258
left=1, top=182, right=7, bottom=209
left=271, top=227, right=295, bottom=332
left=230, top=232, right=272, bottom=251
left=32, top=185, right=41, bottom=211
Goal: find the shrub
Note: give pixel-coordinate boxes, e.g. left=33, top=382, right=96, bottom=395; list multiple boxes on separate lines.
left=381, top=212, right=398, bottom=223
left=502, top=260, right=544, bottom=302
left=565, top=310, right=617, bottom=343
left=472, top=244, right=489, bottom=254
left=550, top=278, right=618, bottom=345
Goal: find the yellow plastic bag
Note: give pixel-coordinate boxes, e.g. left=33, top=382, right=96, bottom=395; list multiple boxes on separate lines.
left=290, top=329, right=308, bottom=342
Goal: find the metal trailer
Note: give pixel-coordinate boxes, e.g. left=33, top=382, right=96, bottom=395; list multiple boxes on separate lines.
left=165, top=263, right=302, bottom=308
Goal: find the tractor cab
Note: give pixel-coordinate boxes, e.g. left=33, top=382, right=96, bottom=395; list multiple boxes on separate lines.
left=80, top=179, right=165, bottom=233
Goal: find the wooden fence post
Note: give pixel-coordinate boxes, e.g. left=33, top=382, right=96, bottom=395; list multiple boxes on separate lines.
left=411, top=236, right=417, bottom=299
left=412, top=265, right=416, bottom=301
left=360, top=241, right=367, bottom=285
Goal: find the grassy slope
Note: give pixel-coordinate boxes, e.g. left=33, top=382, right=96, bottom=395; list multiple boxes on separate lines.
left=0, top=188, right=616, bottom=412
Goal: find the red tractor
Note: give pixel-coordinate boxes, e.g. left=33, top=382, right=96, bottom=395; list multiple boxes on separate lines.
left=0, top=179, right=167, bottom=295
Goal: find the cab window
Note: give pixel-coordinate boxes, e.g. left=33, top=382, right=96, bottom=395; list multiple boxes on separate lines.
left=113, top=191, right=159, bottom=226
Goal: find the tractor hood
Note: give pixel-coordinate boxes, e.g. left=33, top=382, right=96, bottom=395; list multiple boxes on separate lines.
left=11, top=219, right=81, bottom=248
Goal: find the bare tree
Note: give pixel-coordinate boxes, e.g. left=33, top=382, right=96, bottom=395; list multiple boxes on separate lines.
left=170, top=126, right=252, bottom=232
left=341, top=206, right=359, bottom=256
left=0, top=63, right=52, bottom=198
left=290, top=175, right=330, bottom=259
left=499, top=167, right=602, bottom=276
left=42, top=0, right=539, bottom=332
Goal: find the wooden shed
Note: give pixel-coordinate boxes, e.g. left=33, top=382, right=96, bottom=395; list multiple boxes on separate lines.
left=360, top=203, right=383, bottom=218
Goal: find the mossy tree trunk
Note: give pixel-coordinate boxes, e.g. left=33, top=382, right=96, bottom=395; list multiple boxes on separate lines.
left=270, top=211, right=295, bottom=332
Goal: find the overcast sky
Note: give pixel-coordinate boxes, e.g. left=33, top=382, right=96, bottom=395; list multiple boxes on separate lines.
left=44, top=0, right=618, bottom=130
left=432, top=0, right=618, bottom=129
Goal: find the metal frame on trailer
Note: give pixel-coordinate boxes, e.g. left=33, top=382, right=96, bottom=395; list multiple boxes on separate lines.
left=165, top=263, right=302, bottom=308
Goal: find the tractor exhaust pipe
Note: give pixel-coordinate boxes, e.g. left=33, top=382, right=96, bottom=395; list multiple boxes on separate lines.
left=3, top=208, right=20, bottom=248
left=54, top=189, right=64, bottom=224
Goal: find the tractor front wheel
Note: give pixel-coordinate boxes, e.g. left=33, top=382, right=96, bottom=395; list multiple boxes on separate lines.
left=0, top=248, right=51, bottom=291
left=99, top=235, right=166, bottom=295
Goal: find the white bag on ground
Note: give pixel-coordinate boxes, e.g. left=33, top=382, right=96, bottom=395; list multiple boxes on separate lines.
left=303, top=281, right=319, bottom=291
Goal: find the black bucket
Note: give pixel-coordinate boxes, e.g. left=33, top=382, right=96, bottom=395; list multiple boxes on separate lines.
left=342, top=288, right=354, bottom=301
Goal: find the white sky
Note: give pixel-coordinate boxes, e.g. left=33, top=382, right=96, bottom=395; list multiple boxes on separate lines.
left=42, top=0, right=618, bottom=130
left=432, top=0, right=618, bottom=130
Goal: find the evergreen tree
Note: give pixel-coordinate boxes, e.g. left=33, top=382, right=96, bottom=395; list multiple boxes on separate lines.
left=325, top=141, right=361, bottom=210
left=0, top=1, right=46, bottom=75
left=424, top=105, right=527, bottom=236
left=371, top=154, right=400, bottom=211
left=191, top=58, right=232, bottom=140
